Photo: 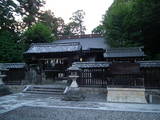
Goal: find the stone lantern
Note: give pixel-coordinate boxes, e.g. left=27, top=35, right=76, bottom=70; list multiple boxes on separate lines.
left=0, top=66, right=8, bottom=85
left=0, top=65, right=11, bottom=96
left=63, top=65, right=85, bottom=101
left=67, top=65, right=81, bottom=88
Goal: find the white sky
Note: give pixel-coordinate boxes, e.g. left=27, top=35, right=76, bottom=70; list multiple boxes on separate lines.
left=44, top=0, right=114, bottom=33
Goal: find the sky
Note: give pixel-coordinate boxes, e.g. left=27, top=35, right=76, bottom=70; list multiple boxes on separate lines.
left=44, top=0, right=114, bottom=33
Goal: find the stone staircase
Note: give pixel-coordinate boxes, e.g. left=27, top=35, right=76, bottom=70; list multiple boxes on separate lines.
left=23, top=85, right=65, bottom=95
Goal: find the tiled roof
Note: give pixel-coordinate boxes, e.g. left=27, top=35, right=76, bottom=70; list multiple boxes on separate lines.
left=0, top=64, right=7, bottom=71
left=137, top=61, right=160, bottom=68
left=0, top=63, right=25, bottom=69
left=104, top=47, right=145, bottom=58
left=72, top=62, right=110, bottom=68
left=54, top=37, right=109, bottom=50
left=24, top=42, right=81, bottom=54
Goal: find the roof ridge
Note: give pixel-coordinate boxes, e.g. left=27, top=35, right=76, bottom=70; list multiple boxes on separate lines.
left=74, top=61, right=110, bottom=64
left=58, top=34, right=103, bottom=40
left=107, top=47, right=142, bottom=50
left=106, top=47, right=143, bottom=53
left=30, top=42, right=81, bottom=47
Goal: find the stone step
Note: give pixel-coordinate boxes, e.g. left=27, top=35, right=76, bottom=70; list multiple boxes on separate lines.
left=23, top=85, right=65, bottom=95
left=31, top=85, right=66, bottom=89
left=27, top=88, right=64, bottom=93
left=32, top=87, right=64, bottom=90
left=23, top=90, right=63, bottom=95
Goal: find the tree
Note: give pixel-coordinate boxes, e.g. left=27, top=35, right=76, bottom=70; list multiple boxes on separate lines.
left=135, top=0, right=160, bottom=59
left=0, top=0, right=19, bottom=31
left=103, top=0, right=136, bottom=47
left=68, top=10, right=86, bottom=35
left=23, top=23, right=54, bottom=48
left=92, top=25, right=105, bottom=34
left=39, top=10, right=59, bottom=38
left=63, top=22, right=79, bottom=36
left=17, top=0, right=45, bottom=27
left=0, top=30, right=24, bottom=62
left=103, top=0, right=160, bottom=59
left=56, top=17, right=66, bottom=36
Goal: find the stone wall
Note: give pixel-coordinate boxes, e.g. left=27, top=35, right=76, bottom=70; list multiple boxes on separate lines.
left=80, top=87, right=107, bottom=94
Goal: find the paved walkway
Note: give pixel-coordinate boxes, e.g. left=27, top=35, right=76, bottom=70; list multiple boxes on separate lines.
left=0, top=93, right=160, bottom=120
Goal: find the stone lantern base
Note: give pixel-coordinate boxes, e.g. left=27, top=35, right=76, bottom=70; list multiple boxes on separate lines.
left=0, top=84, right=11, bottom=96
left=63, top=87, right=85, bottom=101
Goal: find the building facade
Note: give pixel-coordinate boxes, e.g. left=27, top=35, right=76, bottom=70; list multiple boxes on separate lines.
left=22, top=34, right=160, bottom=88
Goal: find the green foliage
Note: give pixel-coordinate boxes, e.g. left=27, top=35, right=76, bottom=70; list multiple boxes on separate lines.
left=92, top=25, right=105, bottom=34
left=39, top=10, right=59, bottom=38
left=17, top=0, right=45, bottom=27
left=63, top=22, right=80, bottom=36
left=23, top=23, right=55, bottom=47
left=103, top=0, right=160, bottom=59
left=0, top=0, right=18, bottom=31
left=0, top=30, right=24, bottom=62
left=104, top=0, right=136, bottom=47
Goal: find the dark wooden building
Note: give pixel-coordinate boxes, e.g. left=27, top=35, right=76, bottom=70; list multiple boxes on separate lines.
left=0, top=63, right=26, bottom=85
left=23, top=34, right=108, bottom=84
left=23, top=34, right=160, bottom=89
left=138, top=61, right=160, bottom=89
left=107, top=62, right=144, bottom=88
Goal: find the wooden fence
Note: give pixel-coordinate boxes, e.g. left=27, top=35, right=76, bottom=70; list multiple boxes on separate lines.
left=142, top=68, right=160, bottom=89
left=107, top=74, right=144, bottom=88
left=77, top=68, right=108, bottom=88
left=77, top=69, right=144, bottom=88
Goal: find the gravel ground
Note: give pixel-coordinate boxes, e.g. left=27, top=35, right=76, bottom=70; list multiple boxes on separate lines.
left=0, top=106, right=160, bottom=120
left=0, top=93, right=160, bottom=120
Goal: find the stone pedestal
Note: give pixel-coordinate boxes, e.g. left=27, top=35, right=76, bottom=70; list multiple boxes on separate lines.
left=63, top=87, right=84, bottom=101
left=107, top=88, right=147, bottom=103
